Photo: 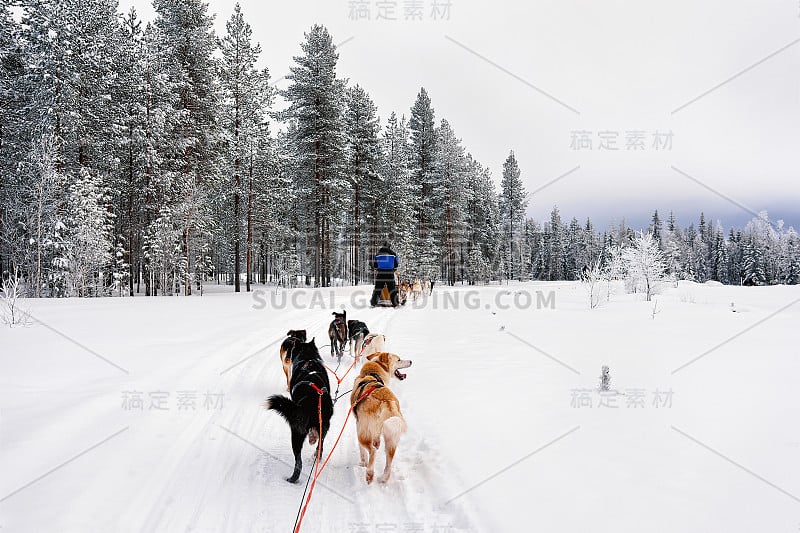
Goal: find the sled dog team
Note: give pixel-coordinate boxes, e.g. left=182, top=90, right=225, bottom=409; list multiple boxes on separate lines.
left=398, top=278, right=432, bottom=304
left=266, top=310, right=412, bottom=485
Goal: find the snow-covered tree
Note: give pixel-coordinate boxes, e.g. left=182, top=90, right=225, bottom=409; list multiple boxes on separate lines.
left=434, top=119, right=468, bottom=285
left=381, top=112, right=416, bottom=253
left=343, top=84, right=382, bottom=285
left=155, top=0, right=223, bottom=295
left=499, top=150, right=527, bottom=281
left=581, top=257, right=604, bottom=309
left=280, top=24, right=348, bottom=287
left=622, top=232, right=666, bottom=301
left=408, top=87, right=437, bottom=243
left=466, top=247, right=491, bottom=285
left=63, top=168, right=113, bottom=296
left=219, top=3, right=273, bottom=292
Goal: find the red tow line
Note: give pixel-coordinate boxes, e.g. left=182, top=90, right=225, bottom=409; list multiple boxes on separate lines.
left=324, top=352, right=360, bottom=387
left=293, top=384, right=377, bottom=533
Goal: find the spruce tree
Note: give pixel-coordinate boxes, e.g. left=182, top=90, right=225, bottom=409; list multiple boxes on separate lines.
left=651, top=209, right=662, bottom=248
left=408, top=88, right=437, bottom=245
left=344, top=84, right=381, bottom=284
left=500, top=150, right=527, bottom=281
left=280, top=25, right=347, bottom=287
left=219, top=3, right=273, bottom=291
left=434, top=119, right=467, bottom=285
left=154, top=0, right=222, bottom=295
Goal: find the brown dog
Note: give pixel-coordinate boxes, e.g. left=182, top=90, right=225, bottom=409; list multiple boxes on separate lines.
left=279, top=330, right=306, bottom=390
left=350, top=352, right=412, bottom=484
left=328, top=311, right=347, bottom=361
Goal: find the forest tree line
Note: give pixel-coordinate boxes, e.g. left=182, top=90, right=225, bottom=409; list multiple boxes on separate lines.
left=0, top=1, right=797, bottom=297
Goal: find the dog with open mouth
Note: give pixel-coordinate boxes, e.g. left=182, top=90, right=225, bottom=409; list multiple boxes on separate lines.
left=350, top=351, right=412, bottom=484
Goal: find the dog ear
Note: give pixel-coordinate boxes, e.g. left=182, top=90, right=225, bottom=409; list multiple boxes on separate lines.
left=366, top=352, right=379, bottom=361
left=309, top=337, right=316, bottom=346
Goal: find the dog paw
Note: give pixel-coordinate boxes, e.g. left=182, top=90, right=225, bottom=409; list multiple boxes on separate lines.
left=286, top=476, right=300, bottom=484
left=366, top=471, right=374, bottom=484
left=378, top=474, right=390, bottom=484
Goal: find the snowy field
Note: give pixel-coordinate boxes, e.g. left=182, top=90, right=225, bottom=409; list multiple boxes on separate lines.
left=1, top=281, right=799, bottom=532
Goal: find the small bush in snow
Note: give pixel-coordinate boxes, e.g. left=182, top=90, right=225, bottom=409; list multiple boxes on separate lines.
left=651, top=299, right=661, bottom=320
left=1, top=273, right=31, bottom=327
left=599, top=365, right=611, bottom=391
left=581, top=258, right=604, bottom=309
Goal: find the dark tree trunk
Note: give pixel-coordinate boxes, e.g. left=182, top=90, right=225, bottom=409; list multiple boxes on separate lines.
left=246, top=153, right=253, bottom=292
left=127, top=126, right=135, bottom=296
left=233, top=98, right=241, bottom=293
left=354, top=183, right=360, bottom=286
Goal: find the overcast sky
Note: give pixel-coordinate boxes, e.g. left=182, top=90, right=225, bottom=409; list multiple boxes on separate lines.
left=117, top=0, right=800, bottom=231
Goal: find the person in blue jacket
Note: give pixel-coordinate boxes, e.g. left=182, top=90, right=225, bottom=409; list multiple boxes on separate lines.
left=370, top=242, right=399, bottom=307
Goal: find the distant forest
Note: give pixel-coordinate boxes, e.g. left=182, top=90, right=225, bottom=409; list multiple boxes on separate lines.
left=0, top=1, right=797, bottom=296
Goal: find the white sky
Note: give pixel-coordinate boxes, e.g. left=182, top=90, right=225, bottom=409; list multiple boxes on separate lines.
left=118, top=0, right=800, bottom=231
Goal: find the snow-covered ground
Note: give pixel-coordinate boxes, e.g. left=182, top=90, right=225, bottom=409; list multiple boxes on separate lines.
left=1, top=281, right=799, bottom=532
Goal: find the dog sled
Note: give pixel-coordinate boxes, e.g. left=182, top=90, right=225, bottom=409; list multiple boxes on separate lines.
left=375, top=283, right=395, bottom=307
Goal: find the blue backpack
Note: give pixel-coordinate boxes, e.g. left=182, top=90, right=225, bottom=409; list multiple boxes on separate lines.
left=375, top=254, right=396, bottom=270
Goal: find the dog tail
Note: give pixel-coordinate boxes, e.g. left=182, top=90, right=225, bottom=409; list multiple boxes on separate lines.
left=265, top=394, right=297, bottom=422
left=382, top=416, right=407, bottom=442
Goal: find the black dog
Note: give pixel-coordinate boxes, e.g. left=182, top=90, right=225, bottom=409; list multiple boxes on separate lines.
left=266, top=338, right=334, bottom=483
left=328, top=311, right=347, bottom=361
left=347, top=320, right=369, bottom=359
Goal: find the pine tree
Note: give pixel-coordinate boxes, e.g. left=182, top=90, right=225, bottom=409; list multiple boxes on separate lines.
left=547, top=206, right=565, bottom=281
left=0, top=4, right=22, bottom=274
left=465, top=155, right=500, bottom=276
left=742, top=235, right=766, bottom=286
left=666, top=211, right=676, bottom=233
left=466, top=247, right=490, bottom=284
left=343, top=84, right=381, bottom=285
left=138, top=21, right=180, bottom=295
left=280, top=25, right=347, bottom=287
left=64, top=168, right=113, bottom=296
left=434, top=119, right=468, bottom=285
left=12, top=0, right=122, bottom=294
left=381, top=112, right=415, bottom=253
left=408, top=87, right=437, bottom=245
left=650, top=209, right=662, bottom=248
left=219, top=3, right=273, bottom=291
left=711, top=223, right=728, bottom=283
left=154, top=0, right=222, bottom=295
left=500, top=150, right=527, bottom=281
left=782, top=229, right=800, bottom=284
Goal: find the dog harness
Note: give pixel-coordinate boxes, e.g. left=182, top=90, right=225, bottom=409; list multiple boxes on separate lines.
left=291, top=360, right=330, bottom=397
left=292, top=379, right=328, bottom=398
left=352, top=372, right=385, bottom=415
left=349, top=322, right=369, bottom=338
